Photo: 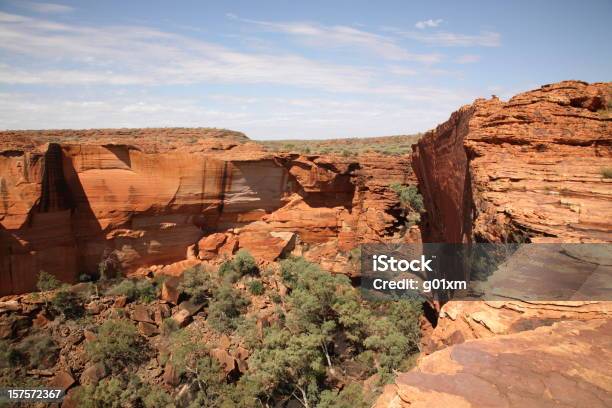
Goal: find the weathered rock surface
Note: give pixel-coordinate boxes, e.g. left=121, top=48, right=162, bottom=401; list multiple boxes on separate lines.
left=0, top=129, right=415, bottom=294
left=412, top=80, right=611, bottom=243
left=377, top=81, right=612, bottom=407
left=375, top=319, right=612, bottom=408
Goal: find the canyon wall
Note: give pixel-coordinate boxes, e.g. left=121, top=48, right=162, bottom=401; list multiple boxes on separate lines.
left=376, top=81, right=612, bottom=407
left=413, top=80, right=612, bottom=243
left=0, top=130, right=416, bottom=295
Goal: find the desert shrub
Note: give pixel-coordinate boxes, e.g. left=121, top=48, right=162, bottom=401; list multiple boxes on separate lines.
left=207, top=284, right=249, bottom=333
left=51, top=288, right=85, bottom=319
left=601, top=168, right=612, bottom=178
left=78, top=273, right=93, bottom=282
left=98, top=249, right=121, bottom=280
left=217, top=250, right=258, bottom=283
left=36, top=270, right=61, bottom=292
left=107, top=279, right=157, bottom=303
left=86, top=319, right=146, bottom=369
left=16, top=335, right=59, bottom=369
left=390, top=183, right=424, bottom=212
left=248, top=279, right=265, bottom=295
left=0, top=341, right=25, bottom=368
left=179, top=265, right=213, bottom=303
left=318, top=383, right=370, bottom=408
left=76, top=375, right=174, bottom=408
left=161, top=317, right=180, bottom=337
left=234, top=249, right=258, bottom=276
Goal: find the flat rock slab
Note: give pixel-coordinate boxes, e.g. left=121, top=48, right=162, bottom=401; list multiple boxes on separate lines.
left=376, top=319, right=612, bottom=408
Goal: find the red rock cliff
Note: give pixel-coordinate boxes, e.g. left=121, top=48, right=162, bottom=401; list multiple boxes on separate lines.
left=0, top=129, right=416, bottom=295
left=413, top=80, right=612, bottom=243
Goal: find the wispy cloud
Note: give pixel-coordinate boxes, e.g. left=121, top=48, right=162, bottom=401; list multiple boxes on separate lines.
left=227, top=14, right=442, bottom=63
left=415, top=19, right=443, bottom=29
left=386, top=27, right=501, bottom=47
left=455, top=54, right=481, bottom=64
left=0, top=11, right=481, bottom=138
left=17, top=1, right=74, bottom=14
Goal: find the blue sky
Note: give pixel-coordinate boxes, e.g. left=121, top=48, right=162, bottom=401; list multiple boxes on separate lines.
left=0, top=0, right=610, bottom=139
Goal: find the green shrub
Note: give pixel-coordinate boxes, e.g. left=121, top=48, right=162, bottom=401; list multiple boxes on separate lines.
left=106, top=279, right=157, bottom=303
left=234, top=249, right=258, bottom=276
left=248, top=279, right=265, bottom=295
left=602, top=168, right=612, bottom=178
left=161, top=318, right=180, bottom=337
left=390, top=183, right=424, bottom=212
left=207, top=284, right=249, bottom=333
left=16, top=335, right=59, bottom=369
left=318, top=383, right=369, bottom=408
left=86, top=319, right=146, bottom=370
left=76, top=375, right=174, bottom=408
left=51, top=288, right=84, bottom=319
left=179, top=265, right=213, bottom=303
left=36, top=270, right=61, bottom=292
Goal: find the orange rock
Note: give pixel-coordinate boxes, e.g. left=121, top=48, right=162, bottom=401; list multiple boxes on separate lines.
left=197, top=233, right=227, bottom=260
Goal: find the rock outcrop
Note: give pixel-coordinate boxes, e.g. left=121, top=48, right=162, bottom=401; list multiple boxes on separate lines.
left=375, top=319, right=612, bottom=408
left=0, top=129, right=416, bottom=295
left=376, top=81, right=612, bottom=407
left=413, top=80, right=611, bottom=243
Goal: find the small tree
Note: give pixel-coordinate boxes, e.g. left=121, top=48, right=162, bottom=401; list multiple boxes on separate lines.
left=248, top=279, right=264, bottom=295
left=234, top=249, right=258, bottom=276
left=86, top=319, right=146, bottom=370
left=207, top=284, right=249, bottom=333
left=51, top=288, right=84, bottom=319
left=179, top=265, right=214, bottom=303
left=36, top=271, right=61, bottom=292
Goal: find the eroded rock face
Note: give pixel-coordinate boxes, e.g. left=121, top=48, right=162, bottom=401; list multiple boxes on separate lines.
left=377, top=81, right=612, bottom=408
left=0, top=130, right=416, bottom=294
left=375, top=319, right=612, bottom=408
left=413, top=80, right=612, bottom=243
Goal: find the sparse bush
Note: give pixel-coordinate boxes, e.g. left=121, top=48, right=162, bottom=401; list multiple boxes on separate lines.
left=76, top=375, right=174, bottom=408
left=318, top=383, right=370, bottom=408
left=98, top=249, right=121, bottom=280
left=161, top=317, right=180, bottom=337
left=207, top=284, right=249, bottom=333
left=234, top=249, right=258, bottom=275
left=106, top=279, right=157, bottom=303
left=36, top=270, right=61, bottom=292
left=390, top=183, right=424, bottom=212
left=248, top=279, right=265, bottom=295
left=16, top=335, right=59, bottom=369
left=79, top=273, right=93, bottom=282
left=602, top=168, right=612, bottom=178
left=51, top=288, right=84, bottom=319
left=86, top=319, right=146, bottom=369
left=179, top=265, right=213, bottom=303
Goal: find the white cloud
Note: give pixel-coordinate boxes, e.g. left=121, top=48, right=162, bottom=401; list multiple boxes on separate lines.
left=18, top=1, right=74, bottom=14
left=415, top=19, right=443, bottom=29
left=455, top=54, right=480, bottom=64
left=0, top=12, right=484, bottom=138
left=388, top=28, right=501, bottom=47
left=228, top=15, right=442, bottom=63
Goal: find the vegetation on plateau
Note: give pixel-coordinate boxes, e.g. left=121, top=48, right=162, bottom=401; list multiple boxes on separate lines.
left=260, top=134, right=422, bottom=156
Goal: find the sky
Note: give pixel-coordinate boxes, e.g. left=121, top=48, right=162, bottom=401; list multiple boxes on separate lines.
left=0, top=0, right=610, bottom=139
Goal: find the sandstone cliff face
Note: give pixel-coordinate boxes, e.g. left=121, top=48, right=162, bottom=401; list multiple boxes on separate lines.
left=413, top=80, right=612, bottom=243
left=377, top=81, right=612, bottom=407
left=0, top=130, right=416, bottom=295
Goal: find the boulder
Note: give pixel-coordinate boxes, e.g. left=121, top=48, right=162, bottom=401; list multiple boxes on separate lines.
left=80, top=363, right=107, bottom=385
left=131, top=304, right=155, bottom=324
left=138, top=321, right=159, bottom=337
left=161, top=278, right=180, bottom=304
left=49, top=371, right=75, bottom=391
